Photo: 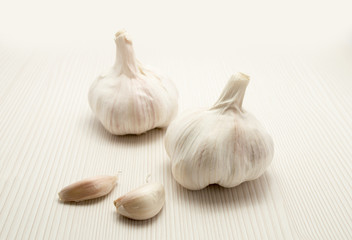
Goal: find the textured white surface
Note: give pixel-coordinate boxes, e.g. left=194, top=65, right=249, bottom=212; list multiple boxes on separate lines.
left=1, top=0, right=352, bottom=239
left=1, top=45, right=351, bottom=239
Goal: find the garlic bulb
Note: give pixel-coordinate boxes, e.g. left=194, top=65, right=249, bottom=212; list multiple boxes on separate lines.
left=114, top=183, right=165, bottom=220
left=88, top=30, right=178, bottom=135
left=165, top=73, right=274, bottom=190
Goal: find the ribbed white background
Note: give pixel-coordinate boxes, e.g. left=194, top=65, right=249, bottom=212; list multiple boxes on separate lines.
left=1, top=0, right=352, bottom=239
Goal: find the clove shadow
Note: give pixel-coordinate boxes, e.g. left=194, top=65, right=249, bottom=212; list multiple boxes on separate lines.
left=112, top=206, right=164, bottom=227
left=80, top=112, right=165, bottom=147
left=57, top=192, right=111, bottom=206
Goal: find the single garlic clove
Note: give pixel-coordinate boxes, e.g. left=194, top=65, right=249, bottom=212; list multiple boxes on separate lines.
left=58, top=175, right=118, bottom=202
left=114, top=183, right=165, bottom=220
left=165, top=72, right=274, bottom=190
left=88, top=30, right=178, bottom=135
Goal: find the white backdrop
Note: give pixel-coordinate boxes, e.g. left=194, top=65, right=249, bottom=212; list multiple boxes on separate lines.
left=0, top=0, right=352, bottom=239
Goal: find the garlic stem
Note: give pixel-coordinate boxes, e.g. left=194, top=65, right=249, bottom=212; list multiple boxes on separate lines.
left=211, top=72, right=250, bottom=113
left=113, top=30, right=139, bottom=77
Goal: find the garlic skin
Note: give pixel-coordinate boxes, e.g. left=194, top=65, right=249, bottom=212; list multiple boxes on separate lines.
left=114, top=183, right=165, bottom=220
left=58, top=175, right=118, bottom=202
left=165, top=73, right=274, bottom=190
left=88, top=30, right=178, bottom=135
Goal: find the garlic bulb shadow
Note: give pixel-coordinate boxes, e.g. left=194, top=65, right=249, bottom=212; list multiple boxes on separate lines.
left=177, top=173, right=272, bottom=206
left=165, top=157, right=272, bottom=207
left=84, top=112, right=165, bottom=146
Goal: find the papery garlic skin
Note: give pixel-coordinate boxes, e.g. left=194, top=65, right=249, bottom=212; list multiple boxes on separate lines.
left=114, top=183, right=165, bottom=220
left=165, top=73, right=274, bottom=190
left=58, top=175, right=118, bottom=202
left=88, top=30, right=178, bottom=135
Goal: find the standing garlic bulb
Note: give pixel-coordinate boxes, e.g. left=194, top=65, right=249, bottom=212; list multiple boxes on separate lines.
left=114, top=183, right=165, bottom=220
left=88, top=30, right=178, bottom=135
left=165, top=73, right=274, bottom=190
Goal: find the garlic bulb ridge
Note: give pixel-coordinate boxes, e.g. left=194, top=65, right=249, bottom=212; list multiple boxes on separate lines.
left=88, top=30, right=178, bottom=135
left=165, top=73, right=274, bottom=190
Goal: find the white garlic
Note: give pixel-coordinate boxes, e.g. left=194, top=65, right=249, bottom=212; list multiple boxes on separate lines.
left=114, top=183, right=165, bottom=220
left=165, top=72, right=274, bottom=190
left=58, top=175, right=118, bottom=202
left=88, top=30, right=178, bottom=135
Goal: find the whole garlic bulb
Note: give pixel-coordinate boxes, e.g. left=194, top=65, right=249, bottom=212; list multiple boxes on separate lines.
left=88, top=30, right=178, bottom=135
left=165, top=73, right=274, bottom=190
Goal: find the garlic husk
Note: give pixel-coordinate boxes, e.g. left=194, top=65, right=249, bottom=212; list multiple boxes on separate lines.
left=114, top=182, right=165, bottom=220
left=88, top=30, right=178, bottom=135
left=165, top=72, right=274, bottom=190
left=58, top=175, right=117, bottom=202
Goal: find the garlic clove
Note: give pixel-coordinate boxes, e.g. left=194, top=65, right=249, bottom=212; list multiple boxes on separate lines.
left=165, top=73, right=274, bottom=190
left=58, top=175, right=118, bottom=202
left=88, top=30, right=178, bottom=135
left=114, top=183, right=165, bottom=220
